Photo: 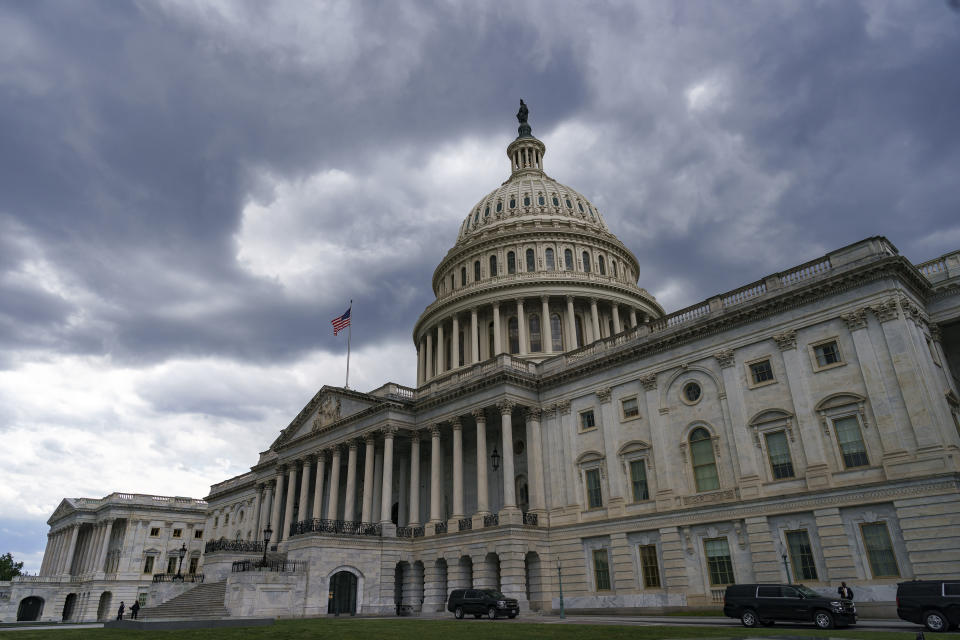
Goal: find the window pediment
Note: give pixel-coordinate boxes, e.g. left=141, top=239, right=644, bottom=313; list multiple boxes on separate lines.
left=576, top=450, right=605, bottom=465
left=815, top=392, right=865, bottom=413
left=617, top=440, right=651, bottom=457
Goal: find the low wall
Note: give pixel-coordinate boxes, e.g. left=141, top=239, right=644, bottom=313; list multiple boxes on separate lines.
left=225, top=572, right=307, bottom=618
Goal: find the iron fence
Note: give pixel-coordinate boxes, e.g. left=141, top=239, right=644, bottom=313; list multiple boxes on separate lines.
left=204, top=539, right=264, bottom=554
left=522, top=512, right=538, bottom=526
left=458, top=518, right=472, bottom=531
left=291, top=518, right=382, bottom=537
left=231, top=559, right=306, bottom=573
left=152, top=573, right=205, bottom=583
left=483, top=513, right=499, bottom=527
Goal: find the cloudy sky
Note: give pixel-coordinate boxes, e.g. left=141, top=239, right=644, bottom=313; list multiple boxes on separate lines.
left=2, top=0, right=959, bottom=572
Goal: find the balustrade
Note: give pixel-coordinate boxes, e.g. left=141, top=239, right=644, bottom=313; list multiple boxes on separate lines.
left=204, top=539, right=264, bottom=554
left=152, top=573, right=205, bottom=583
left=522, top=512, right=539, bottom=526
left=483, top=513, right=499, bottom=527
left=434, top=521, right=448, bottom=534
left=231, top=559, right=306, bottom=573
left=458, top=518, right=472, bottom=531
left=291, top=518, right=381, bottom=537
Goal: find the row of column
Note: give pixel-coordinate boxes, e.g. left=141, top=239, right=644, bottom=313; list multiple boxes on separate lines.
left=418, top=295, right=650, bottom=384
left=40, top=520, right=115, bottom=578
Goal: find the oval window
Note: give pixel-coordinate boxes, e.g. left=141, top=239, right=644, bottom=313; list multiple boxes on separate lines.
left=538, top=195, right=545, bottom=206
left=484, top=206, right=489, bottom=217
left=496, top=202, right=502, bottom=212
left=552, top=196, right=559, bottom=206
left=524, top=196, right=531, bottom=206
left=510, top=198, right=516, bottom=208
left=566, top=199, right=572, bottom=208
left=683, top=382, right=702, bottom=404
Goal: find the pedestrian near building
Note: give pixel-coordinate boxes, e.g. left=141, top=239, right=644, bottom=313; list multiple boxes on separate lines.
left=116, top=601, right=125, bottom=620
left=131, top=600, right=140, bottom=619
left=837, top=582, right=854, bottom=600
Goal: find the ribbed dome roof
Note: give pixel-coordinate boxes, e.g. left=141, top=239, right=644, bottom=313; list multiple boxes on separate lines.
left=455, top=103, right=609, bottom=244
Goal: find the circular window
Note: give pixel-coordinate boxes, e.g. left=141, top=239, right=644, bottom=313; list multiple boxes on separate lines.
left=682, top=381, right=702, bottom=404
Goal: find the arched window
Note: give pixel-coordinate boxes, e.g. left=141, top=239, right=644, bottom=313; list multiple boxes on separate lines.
left=564, top=249, right=573, bottom=271
left=488, top=321, right=495, bottom=357
left=508, top=317, right=520, bottom=354
left=526, top=248, right=535, bottom=272
left=550, top=313, right=563, bottom=351
left=449, top=274, right=454, bottom=291
left=598, top=255, right=606, bottom=275
left=611, top=260, right=618, bottom=278
left=445, top=335, right=451, bottom=370
left=545, top=248, right=555, bottom=271
left=496, top=201, right=502, bottom=213
left=690, top=428, right=720, bottom=492
left=507, top=251, right=516, bottom=274
left=489, top=255, right=497, bottom=277
left=582, top=251, right=591, bottom=273
left=460, top=267, right=466, bottom=287
left=474, top=260, right=481, bottom=282
left=529, top=313, right=542, bottom=352
left=510, top=198, right=516, bottom=209
left=523, top=195, right=530, bottom=206
left=575, top=315, right=585, bottom=347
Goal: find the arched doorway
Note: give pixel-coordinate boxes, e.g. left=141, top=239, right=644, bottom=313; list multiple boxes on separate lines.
left=61, top=593, right=77, bottom=622
left=327, top=571, right=358, bottom=615
left=17, top=597, right=44, bottom=622
left=96, top=592, right=112, bottom=621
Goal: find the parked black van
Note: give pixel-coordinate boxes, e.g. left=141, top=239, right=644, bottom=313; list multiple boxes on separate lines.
left=897, top=580, right=960, bottom=632
left=723, top=583, right=857, bottom=629
left=446, top=588, right=519, bottom=619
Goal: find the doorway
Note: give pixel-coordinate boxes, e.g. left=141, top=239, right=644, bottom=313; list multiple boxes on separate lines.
left=327, top=570, right=358, bottom=615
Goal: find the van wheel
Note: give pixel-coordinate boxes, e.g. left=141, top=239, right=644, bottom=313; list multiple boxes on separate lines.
left=487, top=607, right=497, bottom=620
left=454, top=607, right=464, bottom=619
left=814, top=610, right=834, bottom=629
left=740, top=610, right=758, bottom=628
left=923, top=610, right=947, bottom=632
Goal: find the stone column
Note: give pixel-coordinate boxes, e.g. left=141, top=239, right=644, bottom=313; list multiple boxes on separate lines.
left=499, top=401, right=518, bottom=512
left=39, top=534, right=52, bottom=575
left=451, top=418, right=464, bottom=520
left=269, top=471, right=283, bottom=540
left=589, top=298, right=601, bottom=343
left=629, top=308, right=637, bottom=328
left=474, top=409, right=489, bottom=518
left=344, top=440, right=359, bottom=522
left=429, top=425, right=443, bottom=524
left=714, top=350, right=760, bottom=493
left=312, top=451, right=327, bottom=522
left=96, top=519, right=114, bottom=575
left=517, top=298, right=528, bottom=355
left=566, top=296, right=576, bottom=347
left=493, top=302, right=502, bottom=355
left=417, top=340, right=424, bottom=386
left=260, top=482, right=273, bottom=535
left=425, top=333, right=433, bottom=380
left=327, top=447, right=342, bottom=520
left=297, top=459, right=311, bottom=525
left=251, top=484, right=263, bottom=536
left=380, top=428, right=396, bottom=525
left=542, top=296, right=553, bottom=353
left=470, top=308, right=479, bottom=363
left=436, top=323, right=445, bottom=376
left=372, top=447, right=384, bottom=521
left=451, top=314, right=460, bottom=369
left=362, top=434, right=376, bottom=522
left=612, top=304, right=621, bottom=334
left=526, top=407, right=546, bottom=516
left=281, top=464, right=298, bottom=541
left=641, top=375, right=674, bottom=506
left=408, top=433, right=421, bottom=526
left=62, top=524, right=79, bottom=576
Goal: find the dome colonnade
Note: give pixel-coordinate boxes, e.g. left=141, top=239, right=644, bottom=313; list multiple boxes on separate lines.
left=413, top=109, right=663, bottom=385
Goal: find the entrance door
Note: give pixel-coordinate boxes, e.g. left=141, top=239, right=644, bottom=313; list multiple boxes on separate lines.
left=327, top=571, right=358, bottom=615
left=17, top=597, right=44, bottom=621
left=61, top=593, right=77, bottom=622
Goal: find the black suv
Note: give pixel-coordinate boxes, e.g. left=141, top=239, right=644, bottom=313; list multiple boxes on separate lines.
left=897, top=580, right=960, bottom=632
left=446, top=588, right=519, bottom=619
left=723, top=583, right=857, bottom=629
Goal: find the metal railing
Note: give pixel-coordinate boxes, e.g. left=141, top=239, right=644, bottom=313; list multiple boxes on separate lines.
left=291, top=518, right=381, bottom=537
left=522, top=512, right=538, bottom=526
left=435, top=521, right=448, bottom=534
left=204, top=539, right=264, bottom=554
left=483, top=514, right=499, bottom=527
left=152, top=573, right=205, bottom=583
left=232, top=559, right=306, bottom=573
left=458, top=518, right=472, bottom=531
left=397, top=526, right=425, bottom=538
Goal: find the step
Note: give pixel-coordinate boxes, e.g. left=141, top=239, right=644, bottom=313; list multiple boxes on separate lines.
left=140, top=581, right=230, bottom=620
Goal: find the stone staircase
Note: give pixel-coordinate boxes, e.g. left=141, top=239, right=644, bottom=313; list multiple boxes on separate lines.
left=140, top=581, right=229, bottom=620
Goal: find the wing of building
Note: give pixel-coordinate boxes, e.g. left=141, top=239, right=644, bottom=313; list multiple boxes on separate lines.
left=4, top=106, right=960, bottom=623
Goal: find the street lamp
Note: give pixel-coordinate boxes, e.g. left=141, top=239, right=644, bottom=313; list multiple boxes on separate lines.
left=491, top=446, right=500, bottom=471
left=782, top=553, right=791, bottom=582
left=261, top=524, right=272, bottom=567
left=175, top=542, right=186, bottom=580
left=557, top=558, right=565, bottom=619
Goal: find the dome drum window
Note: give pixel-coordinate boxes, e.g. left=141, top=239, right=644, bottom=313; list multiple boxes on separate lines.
left=496, top=201, right=502, bottom=213
left=524, top=195, right=531, bottom=207
left=525, top=248, right=535, bottom=272
left=509, top=198, right=516, bottom=209
left=566, top=199, right=573, bottom=208
left=582, top=251, right=591, bottom=273
left=545, top=248, right=555, bottom=271
left=552, top=196, right=559, bottom=207
left=538, top=195, right=545, bottom=206
left=507, top=251, right=516, bottom=274
left=484, top=206, right=489, bottom=217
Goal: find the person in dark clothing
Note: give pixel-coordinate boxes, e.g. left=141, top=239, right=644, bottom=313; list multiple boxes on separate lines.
left=116, top=601, right=125, bottom=620
left=837, top=582, right=854, bottom=600
left=130, top=601, right=140, bottom=619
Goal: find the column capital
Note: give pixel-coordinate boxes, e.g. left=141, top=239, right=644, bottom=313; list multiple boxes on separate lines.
left=871, top=297, right=899, bottom=322
left=566, top=295, right=575, bottom=302
left=409, top=430, right=421, bottom=443
left=596, top=388, right=612, bottom=403
left=497, top=400, right=517, bottom=416
left=639, top=373, right=657, bottom=391
left=840, top=308, right=869, bottom=331
left=540, top=294, right=550, bottom=303
left=589, top=297, right=599, bottom=305
left=364, top=432, right=377, bottom=445
left=347, top=439, right=360, bottom=451
left=315, top=448, right=329, bottom=462
left=491, top=301, right=500, bottom=310
left=450, top=416, right=463, bottom=431
left=524, top=406, right=543, bottom=421
left=430, top=424, right=442, bottom=438
left=556, top=399, right=571, bottom=415
left=930, top=323, right=942, bottom=342
left=714, top=349, right=735, bottom=369
left=471, top=408, right=487, bottom=423
left=381, top=425, right=398, bottom=438
left=772, top=330, right=797, bottom=351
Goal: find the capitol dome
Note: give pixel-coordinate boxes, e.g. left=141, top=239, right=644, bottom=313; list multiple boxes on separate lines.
left=413, top=102, right=664, bottom=386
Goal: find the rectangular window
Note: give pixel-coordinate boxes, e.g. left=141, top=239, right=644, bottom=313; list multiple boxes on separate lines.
left=142, top=556, right=154, bottom=574
left=194, top=529, right=204, bottom=539
left=834, top=416, right=869, bottom=468
left=138, top=593, right=148, bottom=608
left=579, top=409, right=596, bottom=431
left=764, top=431, right=795, bottom=479
left=813, top=340, right=842, bottom=368
left=785, top=530, right=818, bottom=581
left=593, top=549, right=611, bottom=591
left=704, top=537, right=735, bottom=586
left=172, top=528, right=182, bottom=538
left=188, top=557, right=199, bottom=574
left=629, top=459, right=649, bottom=501
left=621, top=397, right=640, bottom=419
left=639, top=544, right=661, bottom=588
left=167, top=557, right=178, bottom=574
left=749, top=359, right=774, bottom=384
left=861, top=522, right=900, bottom=577
left=585, top=468, right=603, bottom=509
left=149, top=527, right=160, bottom=537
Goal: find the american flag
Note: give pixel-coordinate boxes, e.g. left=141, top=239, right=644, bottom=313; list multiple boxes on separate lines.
left=331, top=306, right=351, bottom=335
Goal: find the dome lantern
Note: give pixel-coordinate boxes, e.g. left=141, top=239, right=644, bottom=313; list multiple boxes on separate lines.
left=507, top=99, right=546, bottom=177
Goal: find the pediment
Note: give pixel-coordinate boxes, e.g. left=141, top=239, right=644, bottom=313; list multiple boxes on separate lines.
left=47, top=499, right=77, bottom=525
left=617, top=440, right=651, bottom=457
left=748, top=409, right=793, bottom=427
left=270, top=386, right=378, bottom=449
left=815, top=392, right=865, bottom=412
left=576, top=450, right=605, bottom=465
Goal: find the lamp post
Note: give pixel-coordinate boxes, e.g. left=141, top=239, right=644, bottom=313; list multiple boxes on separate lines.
left=260, top=525, right=272, bottom=567
left=782, top=553, right=791, bottom=582
left=175, top=542, right=186, bottom=580
left=557, top=558, right=565, bottom=619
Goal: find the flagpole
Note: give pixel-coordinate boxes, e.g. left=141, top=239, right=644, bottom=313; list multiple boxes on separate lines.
left=345, top=300, right=352, bottom=389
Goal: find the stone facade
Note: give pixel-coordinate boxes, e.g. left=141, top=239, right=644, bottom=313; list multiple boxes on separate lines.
left=5, top=114, right=960, bottom=622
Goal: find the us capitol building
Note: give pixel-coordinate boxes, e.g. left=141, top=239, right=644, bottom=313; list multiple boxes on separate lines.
left=3, top=105, right=960, bottom=623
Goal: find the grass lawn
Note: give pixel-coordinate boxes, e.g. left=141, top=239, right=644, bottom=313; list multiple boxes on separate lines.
left=6, top=618, right=960, bottom=640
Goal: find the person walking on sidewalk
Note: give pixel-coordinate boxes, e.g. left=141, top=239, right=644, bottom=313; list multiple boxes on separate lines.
left=116, top=601, right=125, bottom=620
left=131, top=600, right=140, bottom=619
